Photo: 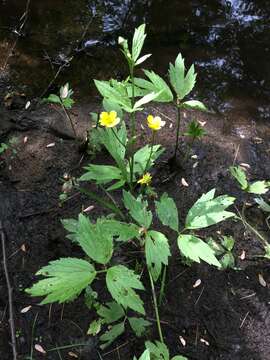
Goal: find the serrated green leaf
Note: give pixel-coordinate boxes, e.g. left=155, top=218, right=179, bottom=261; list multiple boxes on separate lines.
left=123, top=190, right=152, bottom=229
left=182, top=100, right=208, bottom=112
left=94, top=80, right=132, bottom=112
left=178, top=235, right=220, bottom=267
left=229, top=166, right=248, bottom=190
left=155, top=193, right=179, bottom=232
left=134, top=71, right=174, bottom=102
left=76, top=214, right=113, bottom=264
left=100, top=322, right=125, bottom=349
left=145, top=341, right=169, bottom=360
left=145, top=231, right=171, bottom=281
left=128, top=317, right=151, bottom=337
left=97, top=302, right=125, bottom=324
left=106, top=265, right=145, bottom=314
left=87, top=319, right=102, bottom=336
left=207, top=237, right=224, bottom=256
left=169, top=53, right=197, bottom=100
left=132, top=24, right=146, bottom=62
left=185, top=189, right=235, bottom=229
left=100, top=219, right=140, bottom=242
left=248, top=181, right=269, bottom=194
left=79, top=164, right=123, bottom=184
left=26, top=258, right=96, bottom=304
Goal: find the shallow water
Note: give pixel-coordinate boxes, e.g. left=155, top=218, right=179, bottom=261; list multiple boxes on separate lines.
left=0, top=0, right=269, bottom=116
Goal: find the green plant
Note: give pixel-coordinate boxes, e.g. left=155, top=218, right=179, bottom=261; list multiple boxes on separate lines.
left=230, top=165, right=270, bottom=256
left=207, top=235, right=237, bottom=270
left=135, top=341, right=187, bottom=360
left=44, top=83, right=77, bottom=138
left=0, top=137, right=19, bottom=164
left=183, top=120, right=206, bottom=161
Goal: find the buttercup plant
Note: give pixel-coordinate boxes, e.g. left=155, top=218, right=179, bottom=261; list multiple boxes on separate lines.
left=26, top=24, right=241, bottom=358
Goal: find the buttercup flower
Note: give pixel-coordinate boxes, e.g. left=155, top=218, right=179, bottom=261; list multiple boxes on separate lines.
left=137, top=173, right=152, bottom=186
left=99, top=111, right=120, bottom=128
left=147, top=115, right=165, bottom=131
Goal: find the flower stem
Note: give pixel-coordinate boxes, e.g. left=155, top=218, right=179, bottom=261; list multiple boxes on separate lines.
left=158, top=266, right=167, bottom=307
left=129, top=64, right=136, bottom=189
left=111, top=128, right=126, bottom=148
left=144, top=131, right=155, bottom=172
left=173, top=104, right=181, bottom=160
left=61, top=103, right=77, bottom=138
left=148, top=270, right=164, bottom=343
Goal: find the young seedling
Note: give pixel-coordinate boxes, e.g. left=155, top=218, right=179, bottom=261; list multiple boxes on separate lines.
left=44, top=83, right=77, bottom=138
left=230, top=165, right=270, bottom=256
left=208, top=235, right=238, bottom=270
left=183, top=120, right=206, bottom=161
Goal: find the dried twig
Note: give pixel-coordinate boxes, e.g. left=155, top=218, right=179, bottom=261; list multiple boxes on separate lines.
left=2, top=0, right=31, bottom=71
left=0, top=221, right=17, bottom=360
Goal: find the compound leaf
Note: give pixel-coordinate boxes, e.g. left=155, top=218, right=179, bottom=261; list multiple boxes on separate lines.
left=185, top=189, right=235, bottom=229
left=248, top=181, right=269, bottom=194
left=26, top=258, right=96, bottom=304
left=132, top=24, right=146, bottom=62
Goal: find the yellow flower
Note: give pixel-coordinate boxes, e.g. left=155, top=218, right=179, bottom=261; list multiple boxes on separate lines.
left=138, top=173, right=152, bottom=186
left=147, top=115, right=165, bottom=131
left=99, top=111, right=120, bottom=128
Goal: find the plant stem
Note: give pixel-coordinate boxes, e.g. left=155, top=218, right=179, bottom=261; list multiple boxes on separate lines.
left=148, top=270, right=164, bottom=343
left=144, top=131, right=155, bottom=172
left=129, top=63, right=136, bottom=189
left=61, top=103, right=77, bottom=138
left=111, top=128, right=126, bottom=148
left=158, top=266, right=167, bottom=307
left=173, top=104, right=181, bottom=160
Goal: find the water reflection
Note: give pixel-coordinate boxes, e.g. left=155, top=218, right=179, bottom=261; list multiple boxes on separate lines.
left=0, top=0, right=269, bottom=111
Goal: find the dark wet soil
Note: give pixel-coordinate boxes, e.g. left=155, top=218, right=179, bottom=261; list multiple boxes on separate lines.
left=0, top=99, right=270, bottom=360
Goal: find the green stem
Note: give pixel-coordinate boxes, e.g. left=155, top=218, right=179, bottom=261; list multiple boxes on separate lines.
left=158, top=266, right=167, bottom=307
left=111, top=128, right=127, bottom=148
left=144, top=131, right=155, bottom=172
left=173, top=104, right=181, bottom=159
left=148, top=270, right=164, bottom=343
left=61, top=103, right=77, bottom=138
left=129, top=63, right=136, bottom=189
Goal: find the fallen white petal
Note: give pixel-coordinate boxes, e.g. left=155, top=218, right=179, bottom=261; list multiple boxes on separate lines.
left=179, top=336, right=186, bottom=347
left=181, top=178, right=189, bottom=187
left=46, top=143, right=55, bottom=148
left=240, top=250, right=246, bottom=260
left=240, top=163, right=250, bottom=169
left=200, top=338, right=210, bottom=346
left=258, top=274, right=267, bottom=287
left=193, top=279, right=202, bottom=288
left=83, top=205, right=95, bottom=213
left=25, top=101, right=31, bottom=110
left=21, top=305, right=32, bottom=313
left=35, top=344, right=46, bottom=354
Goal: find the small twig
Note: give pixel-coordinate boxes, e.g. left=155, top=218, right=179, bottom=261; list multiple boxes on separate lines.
left=232, top=143, right=240, bottom=165
left=240, top=311, right=250, bottom=329
left=194, top=286, right=205, bottom=306
left=1, top=221, right=17, bottom=360
left=2, top=0, right=31, bottom=71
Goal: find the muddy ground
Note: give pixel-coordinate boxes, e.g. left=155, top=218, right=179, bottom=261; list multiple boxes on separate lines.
left=0, top=92, right=270, bottom=360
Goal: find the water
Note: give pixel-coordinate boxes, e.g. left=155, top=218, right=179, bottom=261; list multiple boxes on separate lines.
left=0, top=0, right=269, bottom=115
